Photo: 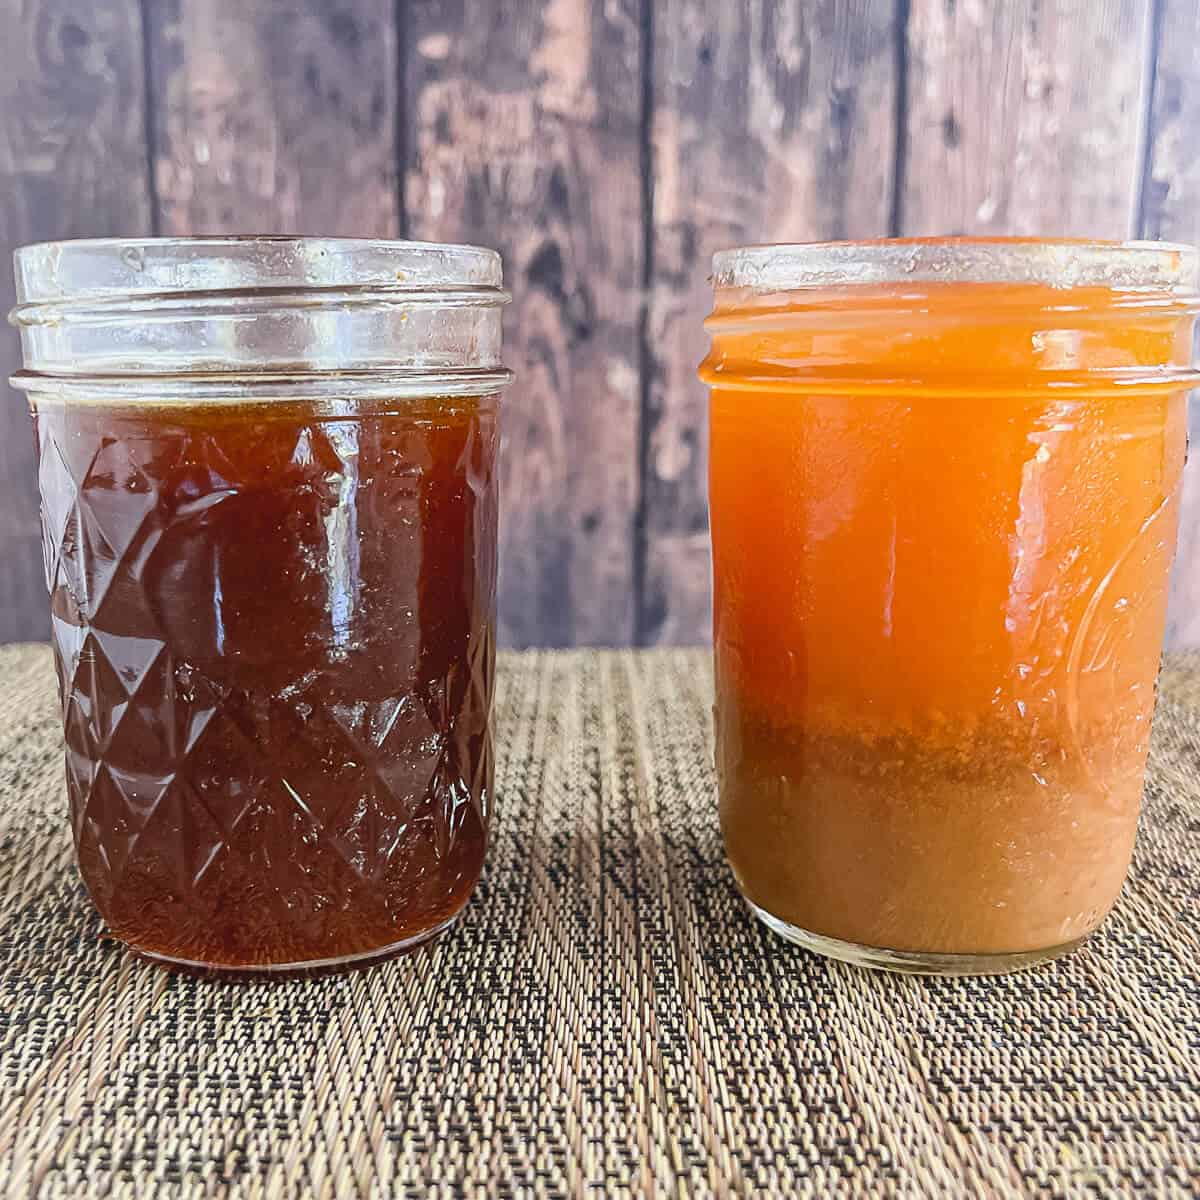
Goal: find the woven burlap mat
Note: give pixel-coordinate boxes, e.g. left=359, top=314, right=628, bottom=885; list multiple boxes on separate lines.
left=1, top=643, right=1198, bottom=1198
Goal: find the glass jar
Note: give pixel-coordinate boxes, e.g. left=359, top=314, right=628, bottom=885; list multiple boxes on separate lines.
left=9, top=237, right=509, bottom=974
left=701, top=238, right=1199, bottom=975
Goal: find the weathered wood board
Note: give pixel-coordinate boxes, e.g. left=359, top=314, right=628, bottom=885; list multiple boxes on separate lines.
left=407, top=0, right=643, bottom=647
left=0, top=0, right=154, bottom=643
left=1, top=0, right=1199, bottom=648
left=147, top=0, right=398, bottom=236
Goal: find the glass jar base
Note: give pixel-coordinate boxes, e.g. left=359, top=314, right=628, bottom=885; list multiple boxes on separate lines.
left=746, top=900, right=1088, bottom=976
left=132, top=911, right=462, bottom=979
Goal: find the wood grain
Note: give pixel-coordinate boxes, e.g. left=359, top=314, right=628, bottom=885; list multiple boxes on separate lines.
left=644, top=1, right=899, bottom=645
left=1141, top=0, right=1200, bottom=648
left=147, top=0, right=398, bottom=235
left=406, top=0, right=643, bottom=648
left=3, top=0, right=1200, bottom=649
left=1141, top=0, right=1200, bottom=246
left=0, top=0, right=153, bottom=643
left=901, top=0, right=1151, bottom=237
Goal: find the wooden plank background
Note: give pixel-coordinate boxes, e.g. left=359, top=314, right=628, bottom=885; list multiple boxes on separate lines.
left=2, top=0, right=1199, bottom=648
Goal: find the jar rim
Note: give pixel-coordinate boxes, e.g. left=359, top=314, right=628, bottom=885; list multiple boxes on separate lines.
left=711, top=237, right=1200, bottom=294
left=10, top=237, right=509, bottom=385
left=12, top=235, right=505, bottom=310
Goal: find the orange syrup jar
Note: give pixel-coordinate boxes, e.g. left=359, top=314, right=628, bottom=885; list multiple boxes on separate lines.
left=701, top=239, right=1199, bottom=974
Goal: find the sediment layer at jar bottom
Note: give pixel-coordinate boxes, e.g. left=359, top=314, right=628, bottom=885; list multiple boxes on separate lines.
left=717, top=704, right=1142, bottom=955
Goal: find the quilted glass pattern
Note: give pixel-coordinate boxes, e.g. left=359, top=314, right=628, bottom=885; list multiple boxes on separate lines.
left=36, top=395, right=497, bottom=968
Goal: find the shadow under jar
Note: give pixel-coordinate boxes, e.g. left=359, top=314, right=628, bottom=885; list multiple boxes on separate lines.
left=701, top=238, right=1200, bottom=975
left=9, top=237, right=509, bottom=974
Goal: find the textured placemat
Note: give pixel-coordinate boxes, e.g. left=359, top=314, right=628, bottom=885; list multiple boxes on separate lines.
left=1, top=643, right=1198, bottom=1198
